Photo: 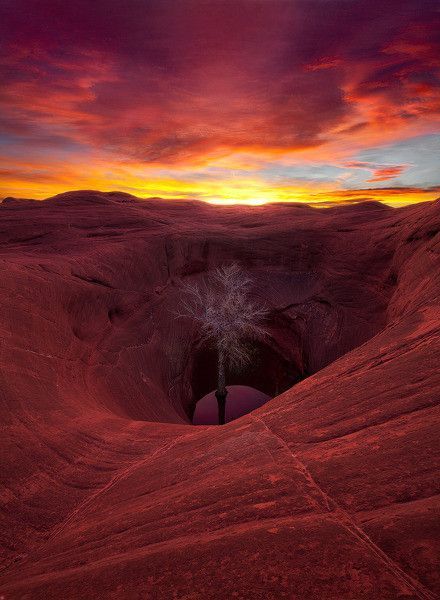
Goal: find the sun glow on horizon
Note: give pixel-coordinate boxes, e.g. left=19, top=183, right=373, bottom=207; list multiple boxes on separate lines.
left=1, top=154, right=438, bottom=208
left=1, top=1, right=439, bottom=209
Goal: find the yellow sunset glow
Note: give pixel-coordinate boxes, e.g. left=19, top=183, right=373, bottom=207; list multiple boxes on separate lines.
left=1, top=158, right=438, bottom=208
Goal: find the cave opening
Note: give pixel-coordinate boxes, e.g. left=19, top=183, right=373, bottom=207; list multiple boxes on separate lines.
left=188, top=337, right=305, bottom=425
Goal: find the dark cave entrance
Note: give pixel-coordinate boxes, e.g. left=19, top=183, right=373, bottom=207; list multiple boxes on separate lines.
left=189, top=338, right=305, bottom=425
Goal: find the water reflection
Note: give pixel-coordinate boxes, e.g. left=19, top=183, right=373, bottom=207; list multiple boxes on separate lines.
left=193, top=385, right=270, bottom=425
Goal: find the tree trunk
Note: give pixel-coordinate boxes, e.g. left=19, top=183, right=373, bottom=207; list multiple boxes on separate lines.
left=216, top=349, right=228, bottom=425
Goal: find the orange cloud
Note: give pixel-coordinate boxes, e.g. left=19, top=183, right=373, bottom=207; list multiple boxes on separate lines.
left=0, top=1, right=439, bottom=204
left=367, top=166, right=406, bottom=182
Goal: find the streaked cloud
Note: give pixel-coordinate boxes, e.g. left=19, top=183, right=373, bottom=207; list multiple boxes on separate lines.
left=0, top=0, right=439, bottom=204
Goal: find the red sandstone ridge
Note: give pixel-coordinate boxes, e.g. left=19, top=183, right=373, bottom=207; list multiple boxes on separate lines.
left=0, top=191, right=439, bottom=599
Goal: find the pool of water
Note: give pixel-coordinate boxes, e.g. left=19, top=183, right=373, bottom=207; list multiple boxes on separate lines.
left=192, top=385, right=271, bottom=425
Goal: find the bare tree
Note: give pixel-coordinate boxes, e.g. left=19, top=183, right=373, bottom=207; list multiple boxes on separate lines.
left=178, top=263, right=269, bottom=425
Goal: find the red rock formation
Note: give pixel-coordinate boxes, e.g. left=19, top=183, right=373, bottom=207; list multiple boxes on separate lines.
left=0, top=191, right=438, bottom=599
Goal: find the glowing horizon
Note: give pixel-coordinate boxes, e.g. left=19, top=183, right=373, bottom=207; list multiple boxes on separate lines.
left=1, top=1, right=439, bottom=207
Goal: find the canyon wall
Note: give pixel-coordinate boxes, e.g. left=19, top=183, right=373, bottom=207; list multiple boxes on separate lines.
left=0, top=192, right=439, bottom=598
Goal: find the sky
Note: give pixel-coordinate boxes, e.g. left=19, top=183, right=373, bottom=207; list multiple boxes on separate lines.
left=1, top=0, right=439, bottom=206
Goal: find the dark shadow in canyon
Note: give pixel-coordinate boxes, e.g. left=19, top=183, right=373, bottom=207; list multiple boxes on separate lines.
left=187, top=335, right=307, bottom=424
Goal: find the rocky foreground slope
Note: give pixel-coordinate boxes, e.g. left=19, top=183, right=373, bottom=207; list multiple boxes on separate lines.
left=0, top=192, right=439, bottom=599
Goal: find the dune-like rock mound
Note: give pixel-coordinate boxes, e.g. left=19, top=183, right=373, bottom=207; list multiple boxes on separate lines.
left=0, top=191, right=439, bottom=599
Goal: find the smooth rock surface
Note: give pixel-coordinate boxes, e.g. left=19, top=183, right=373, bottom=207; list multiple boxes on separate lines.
left=0, top=192, right=439, bottom=599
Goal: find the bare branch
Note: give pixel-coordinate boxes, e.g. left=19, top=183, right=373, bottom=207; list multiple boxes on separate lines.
left=177, top=263, right=269, bottom=373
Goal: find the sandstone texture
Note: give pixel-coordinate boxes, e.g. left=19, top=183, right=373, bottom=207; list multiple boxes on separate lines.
left=0, top=191, right=439, bottom=599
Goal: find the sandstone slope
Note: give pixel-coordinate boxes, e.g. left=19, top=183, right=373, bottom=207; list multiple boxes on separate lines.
left=0, top=192, right=439, bottom=599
